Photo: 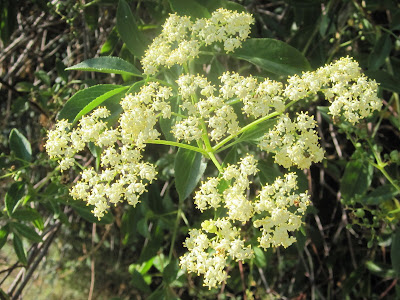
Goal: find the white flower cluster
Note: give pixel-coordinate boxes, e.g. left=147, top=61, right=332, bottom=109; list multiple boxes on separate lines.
left=120, top=82, right=172, bottom=147
left=172, top=72, right=289, bottom=143
left=184, top=155, right=310, bottom=288
left=46, top=82, right=173, bottom=218
left=254, top=173, right=310, bottom=249
left=220, top=72, right=286, bottom=118
left=180, top=218, right=253, bottom=289
left=195, top=155, right=258, bottom=221
left=46, top=107, right=112, bottom=171
left=259, top=113, right=325, bottom=169
left=173, top=74, right=241, bottom=142
left=284, top=57, right=382, bottom=124
left=141, top=8, right=254, bottom=74
left=47, top=9, right=383, bottom=290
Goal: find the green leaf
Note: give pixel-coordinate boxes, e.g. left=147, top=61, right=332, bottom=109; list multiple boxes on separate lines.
left=169, top=0, right=211, bottom=18
left=15, top=82, right=34, bottom=92
left=131, top=269, right=151, bottom=293
left=5, top=181, right=25, bottom=216
left=66, top=57, right=142, bottom=77
left=222, top=146, right=238, bottom=167
left=368, top=34, right=392, bottom=71
left=163, top=259, right=179, bottom=284
left=70, top=202, right=114, bottom=224
left=84, top=4, right=99, bottom=31
left=127, top=80, right=146, bottom=94
left=138, top=225, right=163, bottom=262
left=57, top=84, right=128, bottom=125
left=340, top=159, right=373, bottom=201
left=139, top=257, right=155, bottom=274
left=223, top=1, right=247, bottom=12
left=137, top=218, right=150, bottom=238
left=232, top=38, right=311, bottom=76
left=174, top=148, right=207, bottom=201
left=364, top=70, right=400, bottom=94
left=117, top=0, right=147, bottom=57
left=12, top=208, right=42, bottom=222
left=159, top=96, right=179, bottom=141
left=121, top=206, right=139, bottom=245
left=0, top=226, right=9, bottom=249
left=391, top=227, right=400, bottom=277
left=13, top=233, right=27, bottom=265
left=147, top=289, right=165, bottom=300
left=365, top=261, right=396, bottom=278
left=258, top=158, right=283, bottom=185
left=253, top=246, right=267, bottom=268
left=0, top=0, right=17, bottom=45
left=34, top=70, right=51, bottom=86
left=100, top=27, right=119, bottom=55
left=9, top=129, right=32, bottom=162
left=11, top=222, right=42, bottom=243
left=362, top=184, right=400, bottom=205
left=56, top=59, right=68, bottom=82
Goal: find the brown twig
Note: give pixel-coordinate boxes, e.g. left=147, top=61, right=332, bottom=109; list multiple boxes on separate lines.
left=238, top=261, right=247, bottom=300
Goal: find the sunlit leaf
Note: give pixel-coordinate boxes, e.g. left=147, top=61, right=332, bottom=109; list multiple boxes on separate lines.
left=9, top=129, right=32, bottom=162
left=117, top=0, right=147, bottom=57
left=232, top=38, right=311, bottom=76
left=57, top=84, right=128, bottom=125
left=66, top=56, right=142, bottom=77
left=174, top=148, right=207, bottom=201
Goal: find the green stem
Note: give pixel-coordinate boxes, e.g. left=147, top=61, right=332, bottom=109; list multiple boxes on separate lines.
left=146, top=139, right=208, bottom=156
left=169, top=207, right=182, bottom=260
left=212, top=100, right=297, bottom=152
left=368, top=140, right=400, bottom=192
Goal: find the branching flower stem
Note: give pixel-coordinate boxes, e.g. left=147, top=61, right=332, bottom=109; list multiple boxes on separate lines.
left=368, top=140, right=400, bottom=192
left=212, top=99, right=298, bottom=153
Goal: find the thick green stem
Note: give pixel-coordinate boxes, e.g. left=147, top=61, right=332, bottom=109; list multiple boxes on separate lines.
left=146, top=139, right=208, bottom=156
left=212, top=100, right=297, bottom=152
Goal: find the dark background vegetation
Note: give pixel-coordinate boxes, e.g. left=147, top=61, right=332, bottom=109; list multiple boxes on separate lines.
left=0, top=0, right=399, bottom=299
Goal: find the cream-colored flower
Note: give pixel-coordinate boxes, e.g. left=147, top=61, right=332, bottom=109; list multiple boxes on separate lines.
left=259, top=113, right=324, bottom=169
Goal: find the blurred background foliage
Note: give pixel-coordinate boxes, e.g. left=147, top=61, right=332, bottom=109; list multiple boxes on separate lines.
left=0, top=0, right=399, bottom=299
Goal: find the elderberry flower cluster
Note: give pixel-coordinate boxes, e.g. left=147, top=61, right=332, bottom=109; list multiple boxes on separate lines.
left=180, top=218, right=253, bottom=289
left=284, top=57, right=382, bottom=124
left=254, top=173, right=310, bottom=249
left=172, top=73, right=287, bottom=143
left=141, top=8, right=254, bottom=74
left=46, top=7, right=383, bottom=291
left=259, top=113, right=324, bottom=169
left=46, top=82, right=174, bottom=218
left=183, top=156, right=310, bottom=288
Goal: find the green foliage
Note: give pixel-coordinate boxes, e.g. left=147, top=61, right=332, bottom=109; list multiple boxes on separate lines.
left=116, top=0, right=148, bottom=57
left=66, top=57, right=142, bottom=77
left=9, top=129, right=32, bottom=162
left=232, top=38, right=311, bottom=75
left=57, top=84, right=128, bottom=125
left=174, top=148, right=207, bottom=201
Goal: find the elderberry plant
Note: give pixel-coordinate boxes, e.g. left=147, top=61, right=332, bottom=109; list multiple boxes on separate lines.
left=45, top=8, right=382, bottom=289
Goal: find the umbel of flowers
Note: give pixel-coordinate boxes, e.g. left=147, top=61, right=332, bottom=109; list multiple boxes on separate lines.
left=45, top=8, right=382, bottom=288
